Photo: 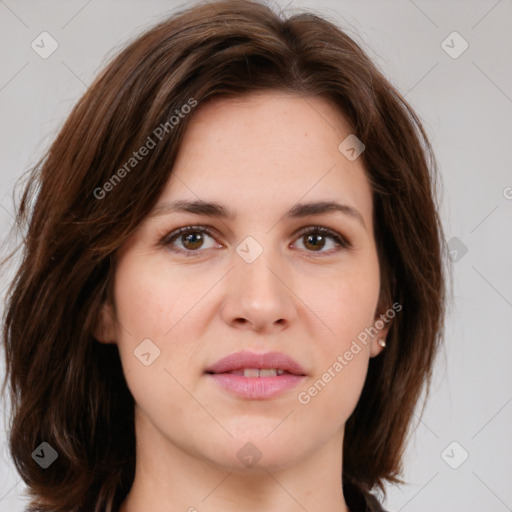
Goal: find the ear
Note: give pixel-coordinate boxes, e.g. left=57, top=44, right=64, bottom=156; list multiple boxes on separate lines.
left=93, top=301, right=117, bottom=344
left=369, top=303, right=393, bottom=358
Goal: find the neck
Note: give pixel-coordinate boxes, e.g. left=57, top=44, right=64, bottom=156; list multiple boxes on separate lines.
left=119, top=408, right=350, bottom=512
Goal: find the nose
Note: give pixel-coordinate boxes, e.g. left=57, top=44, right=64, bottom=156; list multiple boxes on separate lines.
left=220, top=245, right=297, bottom=334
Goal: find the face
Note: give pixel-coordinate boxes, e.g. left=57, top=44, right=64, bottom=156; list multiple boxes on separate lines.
left=95, top=92, right=390, bottom=472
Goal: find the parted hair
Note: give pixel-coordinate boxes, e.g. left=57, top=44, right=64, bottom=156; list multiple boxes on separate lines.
left=1, top=1, right=449, bottom=510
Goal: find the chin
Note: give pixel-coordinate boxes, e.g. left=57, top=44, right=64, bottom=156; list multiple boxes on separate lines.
left=201, top=434, right=306, bottom=473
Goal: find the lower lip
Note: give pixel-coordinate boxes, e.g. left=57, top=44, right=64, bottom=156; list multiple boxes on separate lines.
left=206, top=373, right=305, bottom=399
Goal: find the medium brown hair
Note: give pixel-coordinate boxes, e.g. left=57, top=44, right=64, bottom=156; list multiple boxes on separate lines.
left=1, top=1, right=449, bottom=510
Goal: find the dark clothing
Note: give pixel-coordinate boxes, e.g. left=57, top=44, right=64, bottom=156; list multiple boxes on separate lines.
left=345, top=481, right=387, bottom=512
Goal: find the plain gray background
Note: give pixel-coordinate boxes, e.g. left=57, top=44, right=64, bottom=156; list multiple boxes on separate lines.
left=1, top=1, right=511, bottom=511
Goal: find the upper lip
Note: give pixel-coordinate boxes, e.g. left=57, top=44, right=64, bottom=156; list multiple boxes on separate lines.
left=205, top=350, right=307, bottom=376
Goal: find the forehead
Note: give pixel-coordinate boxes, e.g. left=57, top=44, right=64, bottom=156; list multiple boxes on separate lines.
left=154, top=92, right=373, bottom=229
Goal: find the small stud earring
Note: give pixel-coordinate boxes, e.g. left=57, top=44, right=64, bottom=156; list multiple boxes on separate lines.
left=377, top=338, right=386, bottom=348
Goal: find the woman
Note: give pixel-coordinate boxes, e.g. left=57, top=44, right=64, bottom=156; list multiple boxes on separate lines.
left=1, top=1, right=448, bottom=511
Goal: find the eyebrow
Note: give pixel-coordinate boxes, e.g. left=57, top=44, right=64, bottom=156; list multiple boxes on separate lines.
left=149, top=199, right=366, bottom=230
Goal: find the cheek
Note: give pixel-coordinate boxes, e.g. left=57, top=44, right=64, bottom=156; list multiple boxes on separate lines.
left=111, top=251, right=215, bottom=403
left=112, top=251, right=207, bottom=341
left=308, top=255, right=381, bottom=345
left=297, top=255, right=379, bottom=420
left=297, top=343, right=370, bottom=433
left=111, top=258, right=199, bottom=431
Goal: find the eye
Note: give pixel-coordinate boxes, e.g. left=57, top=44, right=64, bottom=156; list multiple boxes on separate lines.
left=159, top=225, right=219, bottom=256
left=292, top=226, right=351, bottom=254
left=159, top=225, right=351, bottom=257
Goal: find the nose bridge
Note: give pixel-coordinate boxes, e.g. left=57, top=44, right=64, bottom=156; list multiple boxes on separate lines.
left=235, top=234, right=284, bottom=297
left=223, top=232, right=296, bottom=330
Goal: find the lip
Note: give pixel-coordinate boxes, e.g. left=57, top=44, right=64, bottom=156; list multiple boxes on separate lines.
left=205, top=350, right=306, bottom=375
left=204, top=350, right=307, bottom=400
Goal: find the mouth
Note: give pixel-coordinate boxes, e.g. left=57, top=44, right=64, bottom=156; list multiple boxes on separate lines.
left=204, top=350, right=307, bottom=400
left=215, top=368, right=296, bottom=377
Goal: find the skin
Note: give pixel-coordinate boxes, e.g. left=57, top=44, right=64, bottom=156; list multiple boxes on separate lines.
left=95, top=92, right=391, bottom=512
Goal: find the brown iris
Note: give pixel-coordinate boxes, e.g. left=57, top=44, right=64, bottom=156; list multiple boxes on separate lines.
left=303, top=233, right=326, bottom=251
left=181, top=232, right=204, bottom=250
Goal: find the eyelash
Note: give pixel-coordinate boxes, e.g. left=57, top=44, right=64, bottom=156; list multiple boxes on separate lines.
left=158, top=224, right=352, bottom=257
